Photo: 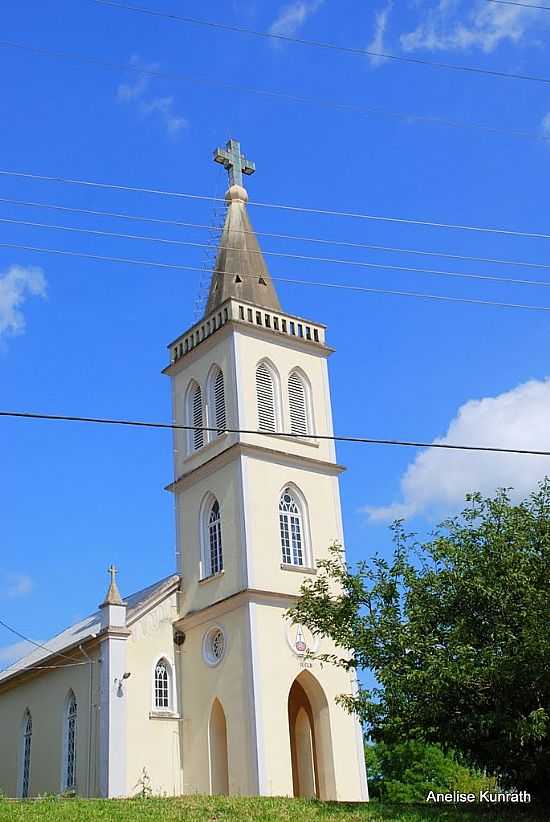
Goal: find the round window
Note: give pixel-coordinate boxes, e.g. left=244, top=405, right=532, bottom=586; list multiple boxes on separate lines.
left=203, top=626, right=226, bottom=666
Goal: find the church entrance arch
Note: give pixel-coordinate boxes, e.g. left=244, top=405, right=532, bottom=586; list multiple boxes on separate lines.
left=208, top=699, right=229, bottom=795
left=288, top=671, right=336, bottom=800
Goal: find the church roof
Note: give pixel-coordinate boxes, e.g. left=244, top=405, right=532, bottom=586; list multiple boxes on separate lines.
left=204, top=184, right=282, bottom=316
left=0, top=573, right=180, bottom=685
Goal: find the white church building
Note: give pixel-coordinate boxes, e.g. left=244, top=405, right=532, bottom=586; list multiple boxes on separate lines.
left=0, top=140, right=368, bottom=802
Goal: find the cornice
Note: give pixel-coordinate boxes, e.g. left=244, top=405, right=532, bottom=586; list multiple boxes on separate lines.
left=166, top=440, right=345, bottom=493
left=175, top=587, right=299, bottom=631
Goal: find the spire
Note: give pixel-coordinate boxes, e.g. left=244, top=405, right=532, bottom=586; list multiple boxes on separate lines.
left=100, top=564, right=124, bottom=607
left=205, top=139, right=282, bottom=316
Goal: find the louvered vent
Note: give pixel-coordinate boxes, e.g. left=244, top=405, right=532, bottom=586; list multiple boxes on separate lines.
left=192, top=385, right=204, bottom=450
left=288, top=372, right=308, bottom=436
left=214, top=369, right=226, bottom=434
left=256, top=363, right=276, bottom=432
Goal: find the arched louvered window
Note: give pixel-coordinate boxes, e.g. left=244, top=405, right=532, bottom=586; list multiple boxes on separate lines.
left=21, top=710, right=32, bottom=798
left=211, top=367, right=226, bottom=436
left=64, top=692, right=77, bottom=791
left=187, top=382, right=204, bottom=451
left=154, top=659, right=171, bottom=710
left=208, top=499, right=223, bottom=576
left=288, top=371, right=309, bottom=436
left=279, top=488, right=305, bottom=566
left=256, top=362, right=277, bottom=432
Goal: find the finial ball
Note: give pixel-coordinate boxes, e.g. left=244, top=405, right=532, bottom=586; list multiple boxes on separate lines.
left=226, top=184, right=248, bottom=204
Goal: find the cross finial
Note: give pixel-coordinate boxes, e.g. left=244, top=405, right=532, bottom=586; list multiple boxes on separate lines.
left=213, top=138, right=255, bottom=188
left=100, top=563, right=124, bottom=607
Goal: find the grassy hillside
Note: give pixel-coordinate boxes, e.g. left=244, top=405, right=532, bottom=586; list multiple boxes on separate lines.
left=0, top=797, right=545, bottom=822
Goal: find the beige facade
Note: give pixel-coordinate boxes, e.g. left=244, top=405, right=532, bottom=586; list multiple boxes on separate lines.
left=0, top=172, right=368, bottom=802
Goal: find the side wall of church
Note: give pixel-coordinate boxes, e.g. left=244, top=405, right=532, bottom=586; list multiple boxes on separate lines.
left=175, top=456, right=246, bottom=611
left=234, top=326, right=337, bottom=465
left=177, top=603, right=258, bottom=796
left=242, top=456, right=344, bottom=595
left=0, top=649, right=100, bottom=797
left=171, top=332, right=239, bottom=483
left=252, top=602, right=367, bottom=801
left=125, top=590, right=182, bottom=796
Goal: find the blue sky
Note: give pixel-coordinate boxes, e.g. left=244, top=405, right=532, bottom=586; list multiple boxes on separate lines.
left=2, top=0, right=550, bottom=666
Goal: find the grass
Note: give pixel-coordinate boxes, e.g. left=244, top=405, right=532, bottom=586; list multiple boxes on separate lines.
left=0, top=797, right=545, bottom=822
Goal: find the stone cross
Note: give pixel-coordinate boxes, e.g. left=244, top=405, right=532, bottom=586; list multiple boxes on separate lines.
left=213, top=138, right=256, bottom=188
left=108, top=564, right=118, bottom=584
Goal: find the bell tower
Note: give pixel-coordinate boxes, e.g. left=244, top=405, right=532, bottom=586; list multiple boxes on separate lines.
left=164, top=140, right=368, bottom=800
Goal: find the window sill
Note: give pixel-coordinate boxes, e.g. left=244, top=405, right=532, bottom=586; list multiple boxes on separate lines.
left=184, top=431, right=229, bottom=463
left=199, top=570, right=225, bottom=585
left=280, top=563, right=317, bottom=575
left=149, top=711, right=180, bottom=721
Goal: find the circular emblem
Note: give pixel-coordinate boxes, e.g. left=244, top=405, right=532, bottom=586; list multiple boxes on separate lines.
left=203, top=625, right=226, bottom=666
left=286, top=622, right=319, bottom=657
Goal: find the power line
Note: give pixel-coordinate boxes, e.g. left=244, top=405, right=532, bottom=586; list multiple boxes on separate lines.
left=5, top=216, right=550, bottom=289
left=3, top=240, right=550, bottom=311
left=2, top=410, right=550, bottom=457
left=485, top=0, right=550, bottom=9
left=90, top=0, right=550, bottom=87
left=3, top=195, right=550, bottom=273
left=2, top=169, right=550, bottom=241
left=0, top=618, right=86, bottom=665
left=0, top=40, right=546, bottom=145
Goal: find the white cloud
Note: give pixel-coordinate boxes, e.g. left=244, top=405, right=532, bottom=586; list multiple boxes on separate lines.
left=1, top=573, right=33, bottom=599
left=0, top=639, right=35, bottom=669
left=541, top=112, right=550, bottom=138
left=269, top=0, right=324, bottom=38
left=366, top=2, right=393, bottom=67
left=117, top=55, right=188, bottom=139
left=365, top=378, right=550, bottom=522
left=140, top=96, right=188, bottom=137
left=0, top=265, right=46, bottom=340
left=400, top=0, right=541, bottom=54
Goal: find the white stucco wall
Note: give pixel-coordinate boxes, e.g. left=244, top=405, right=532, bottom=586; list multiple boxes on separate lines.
left=125, top=591, right=182, bottom=796
left=176, top=602, right=257, bottom=796
left=0, top=649, right=100, bottom=798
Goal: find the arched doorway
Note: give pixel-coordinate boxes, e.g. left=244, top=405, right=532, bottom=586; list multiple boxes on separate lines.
left=208, top=699, right=229, bottom=795
left=288, top=672, right=337, bottom=800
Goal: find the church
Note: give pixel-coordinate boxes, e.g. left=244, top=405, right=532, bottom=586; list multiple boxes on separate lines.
left=0, top=140, right=368, bottom=802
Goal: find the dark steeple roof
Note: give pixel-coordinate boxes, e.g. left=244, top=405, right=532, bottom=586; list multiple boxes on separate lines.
left=205, top=184, right=282, bottom=316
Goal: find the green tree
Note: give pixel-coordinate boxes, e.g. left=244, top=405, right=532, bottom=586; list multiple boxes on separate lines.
left=365, top=741, right=496, bottom=802
left=288, top=481, right=550, bottom=800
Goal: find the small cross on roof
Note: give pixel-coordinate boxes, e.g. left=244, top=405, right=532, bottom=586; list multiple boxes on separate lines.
left=101, top=562, right=124, bottom=606
left=213, top=138, right=255, bottom=188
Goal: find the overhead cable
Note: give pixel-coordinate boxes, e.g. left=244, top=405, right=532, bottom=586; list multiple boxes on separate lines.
left=3, top=195, right=550, bottom=272
left=0, top=40, right=546, bottom=144
left=3, top=240, right=550, bottom=311
left=90, top=0, right=550, bottom=86
left=3, top=216, right=550, bottom=289
left=2, top=410, right=550, bottom=457
left=2, top=169, right=550, bottom=241
left=485, top=0, right=550, bottom=9
left=0, top=618, right=87, bottom=665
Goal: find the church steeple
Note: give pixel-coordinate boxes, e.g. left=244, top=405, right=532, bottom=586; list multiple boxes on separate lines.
left=205, top=139, right=282, bottom=316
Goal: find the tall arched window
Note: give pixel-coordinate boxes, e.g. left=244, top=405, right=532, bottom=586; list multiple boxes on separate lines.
left=208, top=499, right=223, bottom=576
left=187, top=382, right=204, bottom=451
left=208, top=367, right=226, bottom=437
left=21, top=710, right=32, bottom=798
left=288, top=371, right=310, bottom=436
left=64, top=692, right=77, bottom=791
left=154, top=658, right=172, bottom=710
left=256, top=362, right=277, bottom=432
left=279, top=488, right=305, bottom=567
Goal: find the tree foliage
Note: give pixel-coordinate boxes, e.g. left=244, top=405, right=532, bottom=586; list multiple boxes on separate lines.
left=365, top=741, right=496, bottom=802
left=288, top=481, right=550, bottom=800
